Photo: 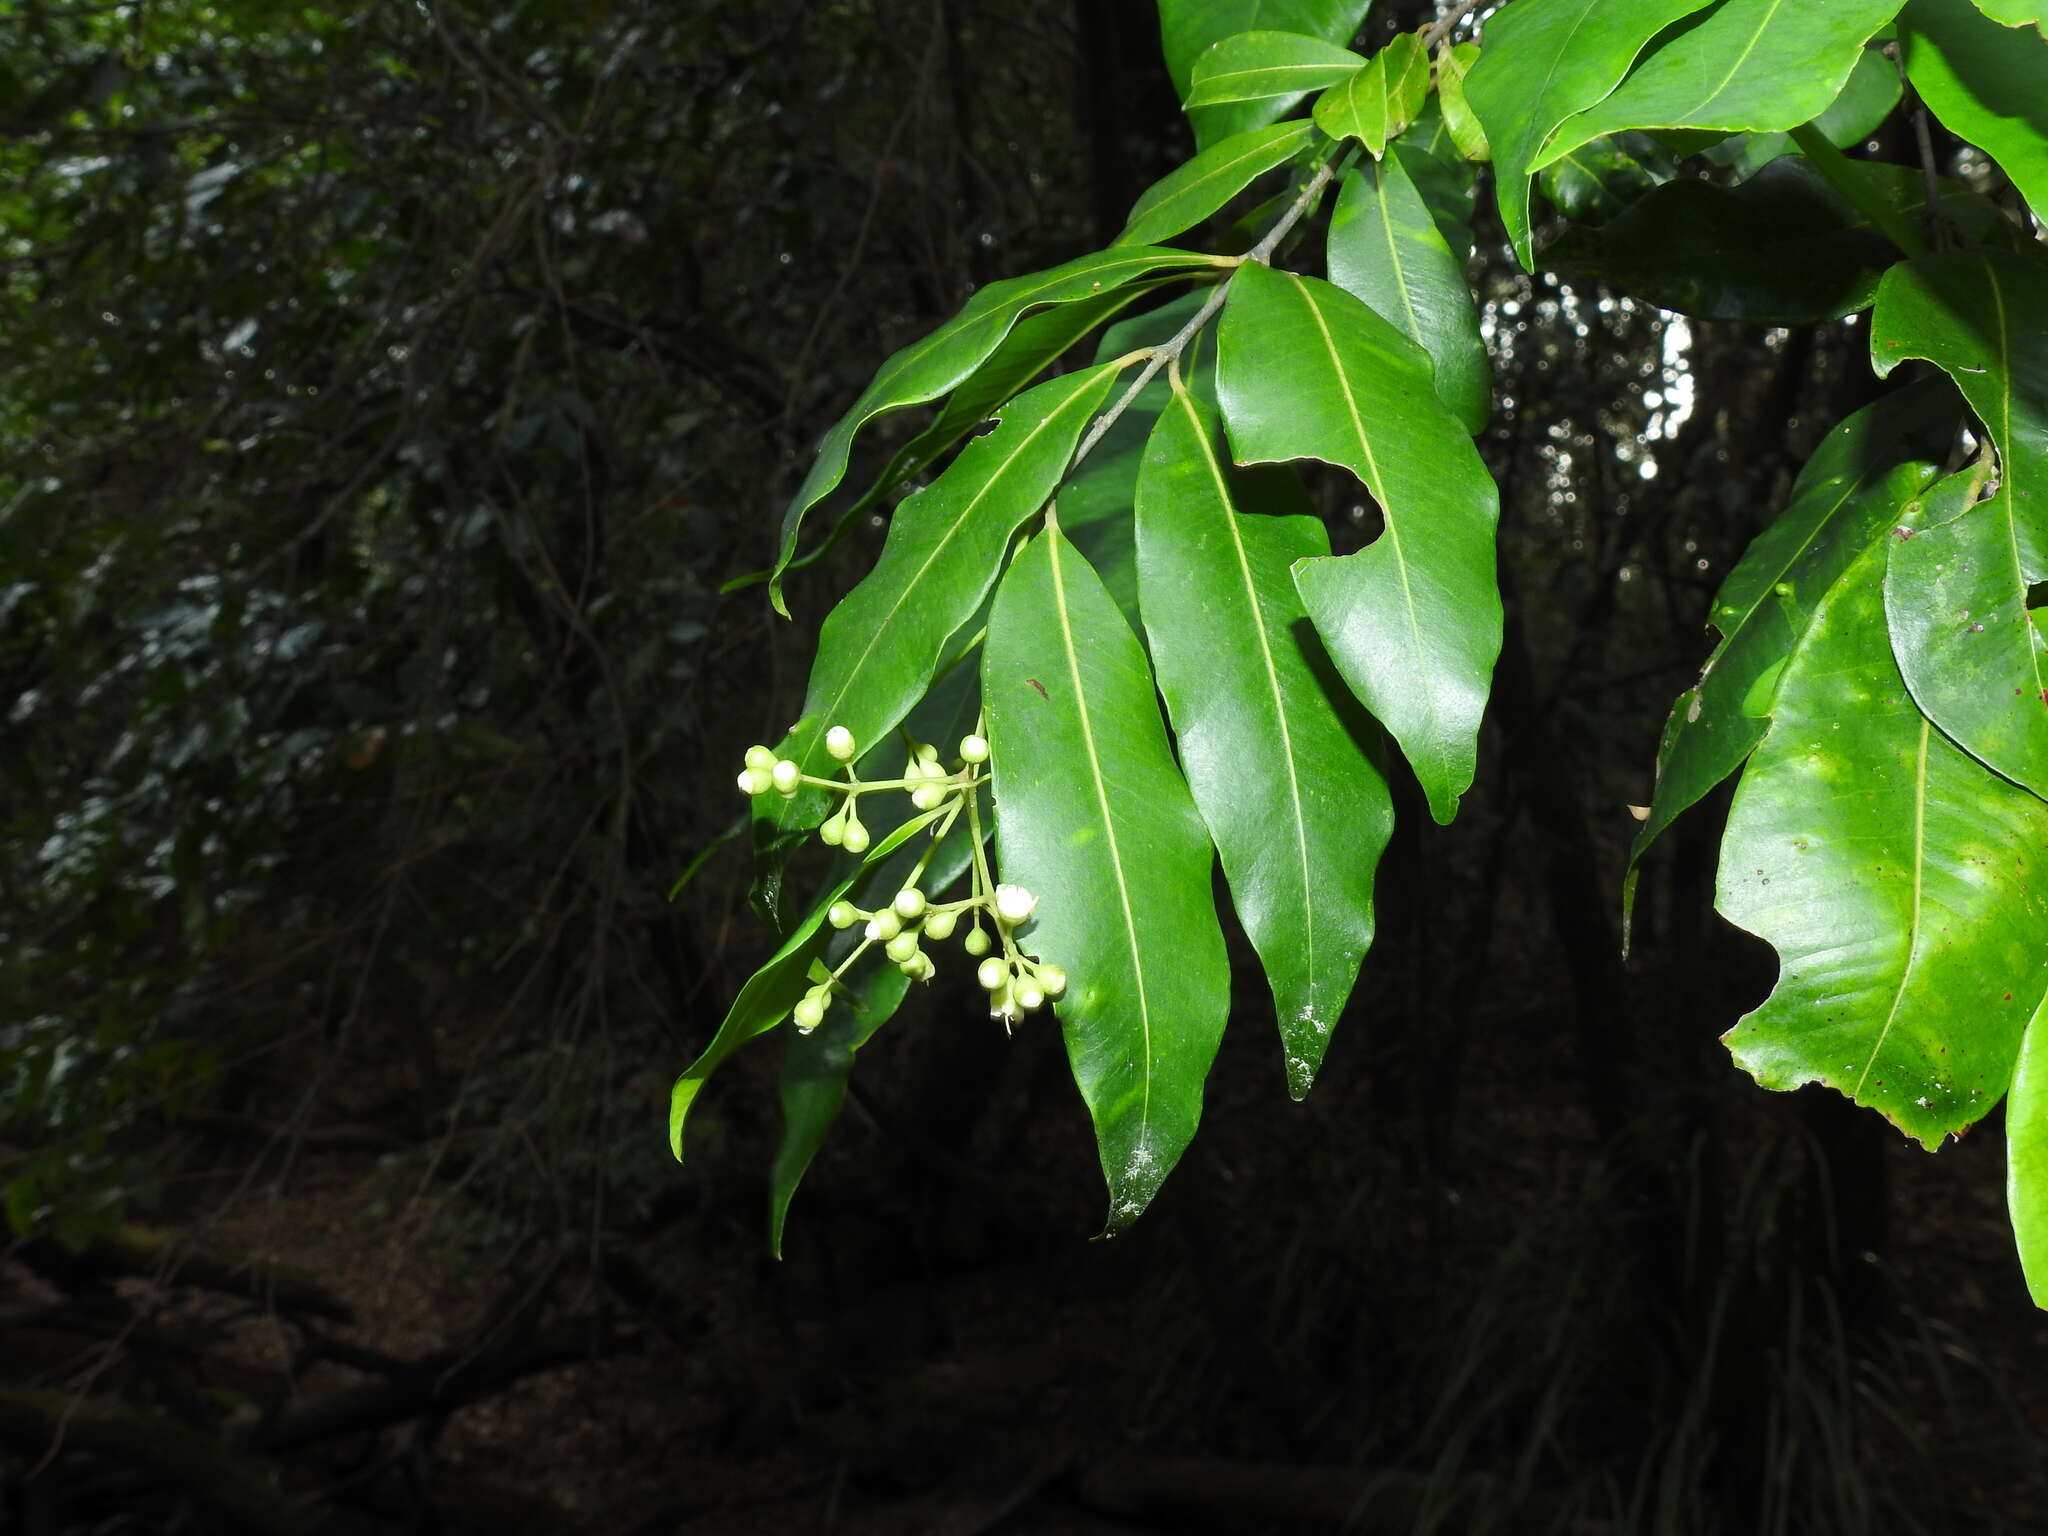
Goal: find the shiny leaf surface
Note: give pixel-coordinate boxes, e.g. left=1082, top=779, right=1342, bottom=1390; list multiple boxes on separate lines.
left=984, top=522, right=1230, bottom=1232
left=1460, top=0, right=1715, bottom=268
left=1117, top=120, right=1319, bottom=247
left=1718, top=540, right=2048, bottom=1148
left=1327, top=147, right=1490, bottom=433
left=2007, top=993, right=2048, bottom=1307
left=1185, top=28, right=1365, bottom=109
left=1312, top=34, right=1427, bottom=155
left=1137, top=374, right=1389, bottom=1096
left=1159, top=2, right=1373, bottom=148
left=1434, top=41, right=1489, bottom=161
left=1900, top=0, right=2048, bottom=218
left=1219, top=261, right=1501, bottom=823
left=1705, top=44, right=1901, bottom=182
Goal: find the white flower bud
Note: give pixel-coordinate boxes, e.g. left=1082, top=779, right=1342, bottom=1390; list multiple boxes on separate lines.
left=1015, top=983, right=1044, bottom=1012
left=841, top=821, right=869, bottom=854
left=910, top=784, right=944, bottom=812
left=825, top=725, right=856, bottom=762
left=770, top=758, right=801, bottom=795
left=885, top=931, right=920, bottom=963
left=892, top=888, right=926, bottom=920
left=1036, top=963, right=1067, bottom=997
left=865, top=909, right=902, bottom=942
left=976, top=956, right=1007, bottom=992
left=827, top=901, right=858, bottom=930
left=793, top=994, right=827, bottom=1032
left=738, top=769, right=771, bottom=796
left=922, top=908, right=957, bottom=942
left=744, top=745, right=777, bottom=771
left=959, top=734, right=990, bottom=764
left=994, top=883, right=1037, bottom=926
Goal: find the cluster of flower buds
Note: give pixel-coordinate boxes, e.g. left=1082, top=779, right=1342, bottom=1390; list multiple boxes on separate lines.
left=735, top=722, right=1067, bottom=1035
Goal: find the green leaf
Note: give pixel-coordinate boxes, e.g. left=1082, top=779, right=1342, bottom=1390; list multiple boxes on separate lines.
left=1536, top=132, right=1677, bottom=226
left=1900, top=0, right=2048, bottom=218
left=1971, top=0, right=2047, bottom=33
left=1533, top=0, right=1907, bottom=178
left=1218, top=262, right=1501, bottom=824
left=1136, top=374, right=1391, bottom=1097
left=1118, top=120, right=1319, bottom=248
left=670, top=809, right=945, bottom=1162
left=1312, top=34, right=1428, bottom=155
left=1704, top=44, right=1902, bottom=181
left=1631, top=381, right=1954, bottom=871
left=768, top=361, right=1126, bottom=833
left=1886, top=474, right=2048, bottom=799
left=1871, top=248, right=2048, bottom=576
left=1185, top=29, right=1365, bottom=109
left=1326, top=147, right=1491, bottom=433
left=983, top=520, right=1230, bottom=1233
left=2007, top=992, right=2048, bottom=1308
left=768, top=247, right=1221, bottom=612
left=1541, top=157, right=1929, bottom=323
left=1159, top=2, right=1373, bottom=148
left=1435, top=41, right=1490, bottom=161
left=1461, top=0, right=1716, bottom=268
left=1718, top=538, right=2048, bottom=1148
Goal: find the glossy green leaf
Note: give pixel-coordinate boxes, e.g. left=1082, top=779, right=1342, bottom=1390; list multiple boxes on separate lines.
left=1327, top=148, right=1490, bottom=433
left=670, top=809, right=945, bottom=1161
left=1060, top=292, right=1220, bottom=631
left=983, top=521, right=1230, bottom=1233
left=1312, top=34, right=1427, bottom=155
left=1886, top=475, right=2048, bottom=799
left=1971, top=0, right=2047, bottom=31
left=1460, top=0, right=1716, bottom=268
left=1159, top=2, right=1373, bottom=148
left=1186, top=29, right=1365, bottom=109
left=1435, top=42, right=1489, bottom=161
left=768, top=246, right=1221, bottom=612
left=1218, top=262, right=1501, bottom=823
left=1136, top=374, right=1390, bottom=1096
left=769, top=361, right=1126, bottom=832
left=1631, top=381, right=1954, bottom=870
left=1871, top=248, right=2048, bottom=576
left=1118, top=120, right=1319, bottom=248
left=1900, top=0, right=2048, bottom=219
left=1536, top=132, right=1676, bottom=225
left=1705, top=45, right=1902, bottom=182
left=1542, top=157, right=1935, bottom=323
left=2007, top=992, right=2048, bottom=1308
left=1718, top=538, right=2048, bottom=1148
left=1535, top=0, right=1907, bottom=177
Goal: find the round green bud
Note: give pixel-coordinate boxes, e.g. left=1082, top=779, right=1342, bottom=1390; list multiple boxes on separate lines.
left=1036, top=963, right=1067, bottom=997
left=884, top=931, right=920, bottom=963
left=828, top=901, right=858, bottom=930
left=1015, top=983, right=1045, bottom=1012
left=841, top=821, right=870, bottom=854
left=976, top=956, right=1007, bottom=992
left=963, top=926, right=991, bottom=957
left=817, top=811, right=845, bottom=847
left=959, top=734, right=989, bottom=764
left=744, top=745, right=777, bottom=771
left=738, top=769, right=771, bottom=796
left=825, top=725, right=856, bottom=762
left=770, top=758, right=802, bottom=796
left=901, top=952, right=934, bottom=981
left=922, top=908, right=957, bottom=942
left=865, top=910, right=902, bottom=943
left=910, top=784, right=944, bottom=812
left=916, top=742, right=940, bottom=764
left=793, top=995, right=827, bottom=1032
left=892, top=888, right=926, bottom=920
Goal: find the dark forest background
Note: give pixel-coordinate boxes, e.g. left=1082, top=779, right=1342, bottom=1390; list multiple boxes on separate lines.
left=4, top=2, right=2046, bottom=1532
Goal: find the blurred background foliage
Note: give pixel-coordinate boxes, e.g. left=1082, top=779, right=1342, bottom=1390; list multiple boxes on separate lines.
left=3, top=1, right=2046, bottom=1532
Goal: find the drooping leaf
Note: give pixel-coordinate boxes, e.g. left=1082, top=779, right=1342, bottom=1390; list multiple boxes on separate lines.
left=1899, top=0, right=2048, bottom=219
left=1312, top=34, right=1428, bottom=155
left=1542, top=157, right=1939, bottom=323
left=1136, top=374, right=1390, bottom=1096
left=1434, top=41, right=1489, bottom=162
left=670, top=808, right=946, bottom=1161
left=2008, top=993, right=2048, bottom=1308
left=1534, top=0, right=1908, bottom=177
left=1158, top=1, right=1373, bottom=148
left=768, top=246, right=1222, bottom=611
left=1326, top=147, right=1490, bottom=433
left=1117, top=120, right=1320, bottom=247
left=983, top=520, right=1230, bottom=1233
left=1718, top=539, right=2048, bottom=1148
left=1185, top=29, right=1366, bottom=110
left=1218, top=261, right=1501, bottom=823
left=1886, top=475, right=2048, bottom=799
left=1704, top=44, right=1902, bottom=182
left=1460, top=0, right=1717, bottom=268
left=768, top=361, right=1126, bottom=833
left=1536, top=132, right=1677, bottom=226
left=1631, top=381, right=1955, bottom=871
left=1871, top=248, right=2048, bottom=575
left=1060, top=291, right=1220, bottom=630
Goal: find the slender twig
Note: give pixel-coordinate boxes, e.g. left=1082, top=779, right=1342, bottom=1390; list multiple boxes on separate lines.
left=1422, top=0, right=1488, bottom=50
left=1066, top=147, right=1354, bottom=473
left=1910, top=105, right=1943, bottom=233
